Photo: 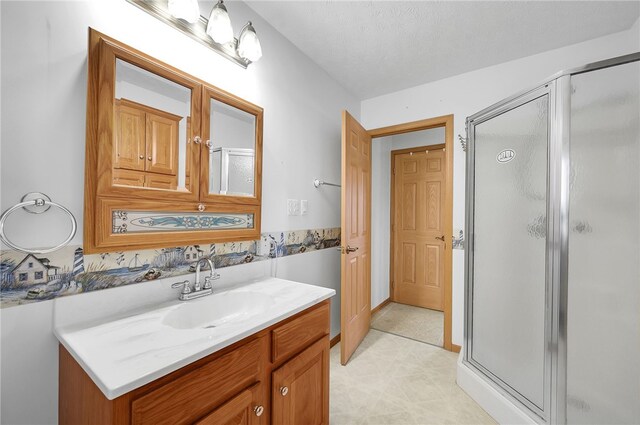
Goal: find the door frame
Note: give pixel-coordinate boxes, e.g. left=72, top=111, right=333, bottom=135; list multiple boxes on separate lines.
left=368, top=114, right=455, bottom=352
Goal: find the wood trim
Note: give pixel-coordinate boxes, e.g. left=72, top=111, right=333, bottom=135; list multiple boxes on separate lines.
left=92, top=197, right=260, bottom=252
left=329, top=334, right=340, bottom=348
left=367, top=115, right=454, bottom=138
left=451, top=344, right=462, bottom=354
left=368, top=114, right=455, bottom=352
left=199, top=84, right=263, bottom=206
left=117, top=98, right=183, bottom=122
left=390, top=143, right=445, bottom=156
left=371, top=298, right=391, bottom=316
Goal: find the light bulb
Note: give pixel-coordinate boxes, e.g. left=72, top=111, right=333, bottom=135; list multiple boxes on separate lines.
left=206, top=0, right=234, bottom=44
left=167, top=0, right=200, bottom=24
left=237, top=21, right=262, bottom=62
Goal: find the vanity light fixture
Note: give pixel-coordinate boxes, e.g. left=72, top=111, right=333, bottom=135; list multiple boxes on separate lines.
left=206, top=0, right=234, bottom=45
left=126, top=0, right=263, bottom=68
left=237, top=21, right=262, bottom=62
left=167, top=0, right=200, bottom=23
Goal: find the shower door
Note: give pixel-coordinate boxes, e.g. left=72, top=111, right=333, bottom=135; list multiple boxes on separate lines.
left=565, top=60, right=640, bottom=424
left=465, top=84, right=553, bottom=421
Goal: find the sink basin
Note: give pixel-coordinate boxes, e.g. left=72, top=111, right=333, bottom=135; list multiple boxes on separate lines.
left=162, top=291, right=275, bottom=330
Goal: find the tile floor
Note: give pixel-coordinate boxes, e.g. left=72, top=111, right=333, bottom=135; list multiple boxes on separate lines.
left=371, top=302, right=444, bottom=347
left=330, top=329, right=495, bottom=425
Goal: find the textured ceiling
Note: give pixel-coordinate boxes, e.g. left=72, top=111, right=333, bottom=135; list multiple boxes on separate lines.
left=244, top=1, right=640, bottom=99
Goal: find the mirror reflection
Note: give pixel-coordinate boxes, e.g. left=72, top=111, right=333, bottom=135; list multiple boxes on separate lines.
left=208, top=98, right=256, bottom=197
left=113, top=59, right=191, bottom=191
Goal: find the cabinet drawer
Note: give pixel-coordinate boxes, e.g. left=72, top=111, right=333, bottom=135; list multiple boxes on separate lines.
left=271, top=302, right=329, bottom=364
left=195, top=382, right=264, bottom=425
left=131, top=337, right=263, bottom=425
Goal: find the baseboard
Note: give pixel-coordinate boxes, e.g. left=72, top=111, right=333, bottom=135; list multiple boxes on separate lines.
left=452, top=344, right=461, bottom=353
left=330, top=334, right=341, bottom=348
left=371, top=298, right=391, bottom=315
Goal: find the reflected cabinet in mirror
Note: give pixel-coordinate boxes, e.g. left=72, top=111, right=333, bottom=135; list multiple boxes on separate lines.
left=84, top=29, right=263, bottom=253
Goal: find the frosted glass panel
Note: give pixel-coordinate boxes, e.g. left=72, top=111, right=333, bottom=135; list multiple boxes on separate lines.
left=228, top=154, right=255, bottom=195
left=472, top=94, right=548, bottom=410
left=567, top=61, right=640, bottom=424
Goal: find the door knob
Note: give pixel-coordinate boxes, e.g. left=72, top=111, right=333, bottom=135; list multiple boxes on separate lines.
left=280, top=386, right=289, bottom=396
left=254, top=405, right=264, bottom=416
left=337, top=245, right=358, bottom=254
left=435, top=235, right=445, bottom=241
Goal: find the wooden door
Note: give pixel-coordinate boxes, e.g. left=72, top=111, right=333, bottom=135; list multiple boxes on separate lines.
left=272, top=338, right=329, bottom=425
left=195, top=383, right=263, bottom=425
left=340, top=110, right=371, bottom=365
left=114, top=100, right=145, bottom=171
left=392, top=146, right=446, bottom=311
left=145, top=111, right=179, bottom=175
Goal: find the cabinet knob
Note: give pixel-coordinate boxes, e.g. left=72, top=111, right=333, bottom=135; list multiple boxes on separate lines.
left=197, top=204, right=206, bottom=212
left=147, top=156, right=152, bottom=161
left=193, top=136, right=202, bottom=145
left=138, top=155, right=144, bottom=159
left=254, top=405, right=264, bottom=417
left=205, top=139, right=212, bottom=148
left=279, top=386, right=289, bottom=396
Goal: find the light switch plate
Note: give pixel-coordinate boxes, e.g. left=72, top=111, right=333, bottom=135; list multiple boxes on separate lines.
left=287, top=199, right=300, bottom=216
left=300, top=200, right=308, bottom=215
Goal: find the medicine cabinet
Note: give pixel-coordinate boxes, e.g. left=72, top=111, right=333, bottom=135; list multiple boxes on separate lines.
left=84, top=29, right=263, bottom=253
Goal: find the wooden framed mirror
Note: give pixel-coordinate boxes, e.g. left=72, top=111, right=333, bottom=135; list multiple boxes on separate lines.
left=84, top=29, right=262, bottom=254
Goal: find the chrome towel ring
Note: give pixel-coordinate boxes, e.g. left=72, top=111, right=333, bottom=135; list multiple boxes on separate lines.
left=0, top=192, right=77, bottom=254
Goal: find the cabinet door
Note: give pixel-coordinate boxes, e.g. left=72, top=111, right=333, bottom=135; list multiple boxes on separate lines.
left=114, top=101, right=145, bottom=171
left=195, top=383, right=264, bottom=425
left=272, top=338, right=329, bottom=425
left=146, top=111, right=179, bottom=175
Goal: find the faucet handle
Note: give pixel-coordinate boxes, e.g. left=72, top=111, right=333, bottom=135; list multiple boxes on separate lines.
left=203, top=276, right=212, bottom=290
left=171, top=280, right=191, bottom=295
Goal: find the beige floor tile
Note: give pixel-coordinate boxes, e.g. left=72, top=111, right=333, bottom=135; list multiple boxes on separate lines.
left=371, top=303, right=444, bottom=347
left=331, top=330, right=495, bottom=425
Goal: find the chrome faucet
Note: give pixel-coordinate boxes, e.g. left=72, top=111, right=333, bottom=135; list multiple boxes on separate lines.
left=171, top=258, right=220, bottom=301
left=196, top=257, right=219, bottom=290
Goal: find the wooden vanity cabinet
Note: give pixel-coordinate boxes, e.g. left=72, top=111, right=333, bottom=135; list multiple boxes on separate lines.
left=59, top=300, right=330, bottom=425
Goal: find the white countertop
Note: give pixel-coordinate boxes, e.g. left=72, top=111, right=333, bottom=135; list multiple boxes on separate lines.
left=54, top=277, right=335, bottom=400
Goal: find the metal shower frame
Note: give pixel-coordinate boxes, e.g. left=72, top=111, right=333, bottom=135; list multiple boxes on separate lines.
left=463, top=52, right=640, bottom=425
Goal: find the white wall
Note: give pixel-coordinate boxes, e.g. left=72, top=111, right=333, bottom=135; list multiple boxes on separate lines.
left=362, top=22, right=640, bottom=346
left=0, top=1, right=357, bottom=423
left=370, top=128, right=445, bottom=308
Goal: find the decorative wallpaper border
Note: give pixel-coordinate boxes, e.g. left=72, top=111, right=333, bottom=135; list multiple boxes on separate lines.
left=452, top=229, right=465, bottom=250
left=0, top=227, right=340, bottom=309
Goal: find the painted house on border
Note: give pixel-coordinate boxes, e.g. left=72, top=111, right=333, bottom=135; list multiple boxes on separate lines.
left=11, top=254, right=60, bottom=286
left=183, top=245, right=204, bottom=262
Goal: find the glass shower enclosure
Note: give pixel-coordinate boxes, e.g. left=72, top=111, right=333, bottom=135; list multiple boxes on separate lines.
left=464, top=53, right=640, bottom=424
